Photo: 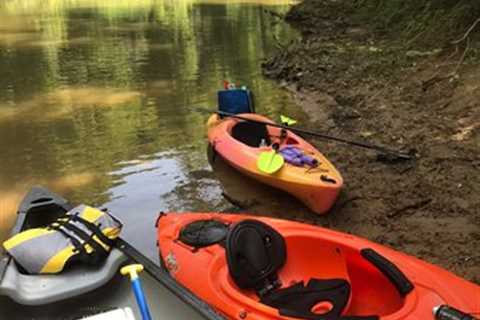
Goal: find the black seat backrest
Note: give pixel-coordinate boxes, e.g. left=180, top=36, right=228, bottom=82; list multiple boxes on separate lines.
left=231, top=121, right=271, bottom=147
left=226, top=220, right=285, bottom=290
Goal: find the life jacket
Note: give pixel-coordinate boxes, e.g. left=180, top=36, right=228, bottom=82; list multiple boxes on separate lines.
left=3, top=205, right=122, bottom=274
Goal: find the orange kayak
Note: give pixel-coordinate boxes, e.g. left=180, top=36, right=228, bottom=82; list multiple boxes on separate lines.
left=157, top=212, right=480, bottom=320
left=207, top=113, right=343, bottom=214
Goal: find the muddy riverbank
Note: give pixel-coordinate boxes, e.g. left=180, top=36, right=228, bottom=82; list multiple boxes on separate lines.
left=262, top=0, right=480, bottom=283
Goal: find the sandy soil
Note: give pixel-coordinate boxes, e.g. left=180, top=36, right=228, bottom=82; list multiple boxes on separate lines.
left=259, top=0, right=480, bottom=283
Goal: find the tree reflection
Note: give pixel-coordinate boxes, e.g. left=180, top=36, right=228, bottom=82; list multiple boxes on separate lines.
left=0, top=0, right=299, bottom=237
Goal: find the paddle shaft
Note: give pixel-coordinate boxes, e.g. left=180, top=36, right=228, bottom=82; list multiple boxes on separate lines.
left=131, top=278, right=152, bottom=320
left=201, top=108, right=413, bottom=160
left=267, top=143, right=279, bottom=170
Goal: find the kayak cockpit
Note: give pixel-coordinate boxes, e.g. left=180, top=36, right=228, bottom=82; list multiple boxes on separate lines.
left=224, top=221, right=409, bottom=318
left=228, top=117, right=303, bottom=149
left=343, top=248, right=407, bottom=316
left=286, top=236, right=409, bottom=316
left=231, top=120, right=272, bottom=148
left=174, top=217, right=410, bottom=319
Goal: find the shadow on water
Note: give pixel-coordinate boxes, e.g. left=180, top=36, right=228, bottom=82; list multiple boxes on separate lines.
left=0, top=0, right=303, bottom=317
left=206, top=144, right=316, bottom=221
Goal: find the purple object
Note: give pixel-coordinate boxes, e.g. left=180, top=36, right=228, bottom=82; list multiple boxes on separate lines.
left=279, top=146, right=318, bottom=167
left=282, top=152, right=304, bottom=166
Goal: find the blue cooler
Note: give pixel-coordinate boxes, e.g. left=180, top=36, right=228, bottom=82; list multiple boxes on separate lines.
left=218, top=88, right=255, bottom=114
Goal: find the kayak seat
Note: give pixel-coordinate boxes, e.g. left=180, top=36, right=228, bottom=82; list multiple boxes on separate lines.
left=226, top=219, right=285, bottom=292
left=226, top=220, right=378, bottom=320
left=231, top=121, right=271, bottom=147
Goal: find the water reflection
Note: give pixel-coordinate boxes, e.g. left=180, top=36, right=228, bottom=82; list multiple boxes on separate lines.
left=0, top=0, right=300, bottom=229
left=0, top=189, right=25, bottom=241
left=0, top=87, right=143, bottom=123
left=0, top=0, right=303, bottom=316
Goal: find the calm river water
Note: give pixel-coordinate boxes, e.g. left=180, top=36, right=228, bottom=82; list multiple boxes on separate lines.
left=0, top=0, right=301, bottom=318
left=0, top=0, right=302, bottom=247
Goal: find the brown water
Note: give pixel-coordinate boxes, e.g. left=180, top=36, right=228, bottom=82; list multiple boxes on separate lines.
left=0, top=0, right=302, bottom=258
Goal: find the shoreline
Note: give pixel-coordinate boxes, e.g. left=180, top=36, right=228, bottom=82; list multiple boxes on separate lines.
left=263, top=0, right=480, bottom=283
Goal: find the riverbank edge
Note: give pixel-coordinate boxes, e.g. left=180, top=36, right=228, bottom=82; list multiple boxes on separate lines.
left=261, top=0, right=480, bottom=283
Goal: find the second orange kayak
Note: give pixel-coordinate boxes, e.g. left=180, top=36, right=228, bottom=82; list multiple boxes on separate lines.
left=207, top=113, right=343, bottom=215
left=158, top=212, right=480, bottom=320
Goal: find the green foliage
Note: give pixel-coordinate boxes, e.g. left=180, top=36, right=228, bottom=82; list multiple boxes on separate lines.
left=352, top=0, right=480, bottom=45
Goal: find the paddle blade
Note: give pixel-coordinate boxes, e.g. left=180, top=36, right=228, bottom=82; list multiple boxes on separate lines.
left=280, top=115, right=297, bottom=126
left=257, top=150, right=284, bottom=174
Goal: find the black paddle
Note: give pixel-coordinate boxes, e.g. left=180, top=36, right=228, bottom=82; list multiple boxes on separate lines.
left=196, top=107, right=415, bottom=161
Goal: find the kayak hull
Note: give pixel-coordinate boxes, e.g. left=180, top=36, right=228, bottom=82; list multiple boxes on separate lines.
left=207, top=113, right=343, bottom=215
left=157, top=212, right=480, bottom=320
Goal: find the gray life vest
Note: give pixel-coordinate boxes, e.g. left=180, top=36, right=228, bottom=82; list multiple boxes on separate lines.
left=3, top=205, right=122, bottom=274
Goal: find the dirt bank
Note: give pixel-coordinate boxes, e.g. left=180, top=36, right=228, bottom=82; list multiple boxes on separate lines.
left=262, top=0, right=480, bottom=283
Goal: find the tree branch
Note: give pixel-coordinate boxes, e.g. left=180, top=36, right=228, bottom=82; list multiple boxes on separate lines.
left=451, top=17, right=480, bottom=44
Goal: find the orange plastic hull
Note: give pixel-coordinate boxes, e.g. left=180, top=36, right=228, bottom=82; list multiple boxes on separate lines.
left=158, top=212, right=480, bottom=320
left=207, top=113, right=343, bottom=214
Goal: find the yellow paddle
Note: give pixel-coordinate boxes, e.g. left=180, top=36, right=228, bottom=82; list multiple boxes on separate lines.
left=257, top=143, right=284, bottom=174
left=280, top=115, right=297, bottom=126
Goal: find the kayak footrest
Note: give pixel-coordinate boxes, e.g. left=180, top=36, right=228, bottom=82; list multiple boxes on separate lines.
left=360, top=248, right=414, bottom=296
